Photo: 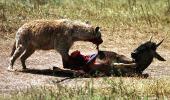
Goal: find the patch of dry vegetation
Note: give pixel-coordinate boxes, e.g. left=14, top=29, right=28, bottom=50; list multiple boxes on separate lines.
left=1, top=77, right=170, bottom=99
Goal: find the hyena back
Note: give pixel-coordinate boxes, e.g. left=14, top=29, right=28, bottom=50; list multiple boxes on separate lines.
left=9, top=19, right=103, bottom=71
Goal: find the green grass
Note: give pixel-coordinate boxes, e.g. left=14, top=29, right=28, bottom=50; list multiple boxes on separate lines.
left=0, top=0, right=170, bottom=47
left=0, top=0, right=170, bottom=31
left=1, top=77, right=170, bottom=100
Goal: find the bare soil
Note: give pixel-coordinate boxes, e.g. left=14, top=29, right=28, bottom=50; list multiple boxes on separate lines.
left=0, top=42, right=169, bottom=94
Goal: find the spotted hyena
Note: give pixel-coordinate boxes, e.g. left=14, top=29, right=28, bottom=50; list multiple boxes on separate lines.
left=9, top=19, right=103, bottom=71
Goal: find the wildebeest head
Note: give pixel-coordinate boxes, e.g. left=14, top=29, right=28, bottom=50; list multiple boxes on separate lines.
left=131, top=38, right=166, bottom=73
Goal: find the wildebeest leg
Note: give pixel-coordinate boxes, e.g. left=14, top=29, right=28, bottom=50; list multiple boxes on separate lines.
left=20, top=48, right=35, bottom=69
left=8, top=45, right=26, bottom=71
left=87, top=64, right=112, bottom=76
left=113, top=63, right=136, bottom=68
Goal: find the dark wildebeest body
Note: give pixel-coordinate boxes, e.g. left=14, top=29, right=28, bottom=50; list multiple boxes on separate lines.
left=93, top=39, right=165, bottom=77
left=62, top=39, right=166, bottom=77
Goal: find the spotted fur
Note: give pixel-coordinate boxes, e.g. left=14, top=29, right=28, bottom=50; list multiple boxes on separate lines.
left=9, top=19, right=103, bottom=71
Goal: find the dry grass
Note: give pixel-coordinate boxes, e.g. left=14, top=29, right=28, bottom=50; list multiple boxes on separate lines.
left=1, top=77, right=170, bottom=99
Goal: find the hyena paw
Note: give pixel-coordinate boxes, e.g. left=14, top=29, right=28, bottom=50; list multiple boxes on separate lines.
left=7, top=66, right=16, bottom=72
left=20, top=67, right=28, bottom=71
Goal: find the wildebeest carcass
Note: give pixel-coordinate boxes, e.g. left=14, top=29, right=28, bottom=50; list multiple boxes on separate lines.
left=58, top=38, right=166, bottom=77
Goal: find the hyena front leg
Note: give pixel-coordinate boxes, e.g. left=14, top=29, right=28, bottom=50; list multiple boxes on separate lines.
left=9, top=44, right=26, bottom=71
left=54, top=38, right=72, bottom=69
left=56, top=47, right=70, bottom=68
left=60, top=51, right=70, bottom=69
left=20, top=47, right=35, bottom=70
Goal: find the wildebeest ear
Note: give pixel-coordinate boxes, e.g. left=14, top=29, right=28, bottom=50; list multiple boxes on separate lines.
left=95, top=27, right=100, bottom=33
left=154, top=52, right=166, bottom=61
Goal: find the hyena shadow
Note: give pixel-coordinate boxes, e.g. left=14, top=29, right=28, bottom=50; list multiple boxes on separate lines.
left=19, top=66, right=86, bottom=78
left=19, top=68, right=73, bottom=77
left=19, top=66, right=110, bottom=79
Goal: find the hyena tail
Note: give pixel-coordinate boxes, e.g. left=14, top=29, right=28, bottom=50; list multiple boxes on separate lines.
left=10, top=41, right=16, bottom=56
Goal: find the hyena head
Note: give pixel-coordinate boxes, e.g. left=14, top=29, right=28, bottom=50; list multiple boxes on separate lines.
left=71, top=23, right=103, bottom=46
left=131, top=38, right=166, bottom=73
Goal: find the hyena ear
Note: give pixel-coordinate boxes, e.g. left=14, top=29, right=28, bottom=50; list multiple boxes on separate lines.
left=85, top=21, right=91, bottom=25
left=95, top=27, right=100, bottom=33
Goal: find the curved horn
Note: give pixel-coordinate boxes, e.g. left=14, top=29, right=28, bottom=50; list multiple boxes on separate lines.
left=156, top=39, right=164, bottom=47
left=149, top=35, right=153, bottom=41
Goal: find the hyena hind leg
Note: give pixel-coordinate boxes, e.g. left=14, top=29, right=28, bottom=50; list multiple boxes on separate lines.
left=20, top=48, right=35, bottom=69
left=8, top=45, right=26, bottom=71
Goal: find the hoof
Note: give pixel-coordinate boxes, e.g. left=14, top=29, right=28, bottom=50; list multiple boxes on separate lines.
left=7, top=67, right=16, bottom=72
left=143, top=73, right=149, bottom=78
left=137, top=73, right=149, bottom=78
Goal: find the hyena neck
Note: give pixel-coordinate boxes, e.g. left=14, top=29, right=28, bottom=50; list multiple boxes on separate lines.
left=71, top=35, right=87, bottom=42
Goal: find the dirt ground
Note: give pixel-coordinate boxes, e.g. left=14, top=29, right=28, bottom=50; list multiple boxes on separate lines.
left=0, top=42, right=169, bottom=94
